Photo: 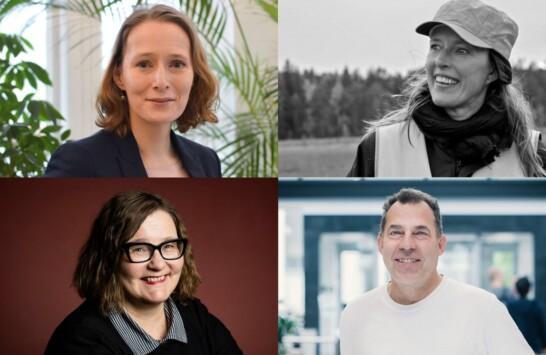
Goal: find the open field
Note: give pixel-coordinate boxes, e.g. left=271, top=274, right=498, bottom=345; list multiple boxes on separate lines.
left=280, top=137, right=362, bottom=177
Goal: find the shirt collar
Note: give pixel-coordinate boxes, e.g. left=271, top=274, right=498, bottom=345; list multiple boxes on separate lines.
left=108, top=298, right=187, bottom=355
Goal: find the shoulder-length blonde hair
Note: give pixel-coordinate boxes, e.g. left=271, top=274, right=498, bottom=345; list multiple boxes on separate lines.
left=96, top=4, right=218, bottom=136
left=366, top=65, right=545, bottom=177
left=74, top=191, right=201, bottom=315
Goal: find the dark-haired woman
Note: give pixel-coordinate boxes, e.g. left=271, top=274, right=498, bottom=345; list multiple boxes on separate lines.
left=45, top=191, right=242, bottom=354
left=45, top=5, right=220, bottom=177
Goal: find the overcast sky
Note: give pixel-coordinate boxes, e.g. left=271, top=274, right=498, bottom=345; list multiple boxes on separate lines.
left=279, top=0, right=546, bottom=74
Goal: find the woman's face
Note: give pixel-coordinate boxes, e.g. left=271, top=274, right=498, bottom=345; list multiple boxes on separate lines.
left=114, top=20, right=194, bottom=129
left=425, top=25, right=497, bottom=121
left=119, top=209, right=184, bottom=310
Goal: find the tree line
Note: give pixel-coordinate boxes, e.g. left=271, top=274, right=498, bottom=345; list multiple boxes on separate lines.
left=279, top=60, right=546, bottom=140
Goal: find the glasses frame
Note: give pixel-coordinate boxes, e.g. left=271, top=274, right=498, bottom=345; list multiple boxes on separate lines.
left=121, top=238, right=187, bottom=263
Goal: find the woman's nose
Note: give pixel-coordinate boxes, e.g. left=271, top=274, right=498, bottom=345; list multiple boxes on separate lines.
left=147, top=249, right=167, bottom=269
left=152, top=64, right=170, bottom=90
left=434, top=49, right=451, bottom=68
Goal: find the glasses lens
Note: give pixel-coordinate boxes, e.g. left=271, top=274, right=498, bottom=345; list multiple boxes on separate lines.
left=160, top=240, right=184, bottom=260
left=127, top=244, right=153, bottom=262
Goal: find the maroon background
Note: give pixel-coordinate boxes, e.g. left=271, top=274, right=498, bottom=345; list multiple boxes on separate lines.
left=0, top=179, right=277, bottom=355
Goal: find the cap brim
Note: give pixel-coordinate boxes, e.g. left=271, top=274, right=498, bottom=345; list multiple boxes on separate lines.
left=416, top=21, right=492, bottom=49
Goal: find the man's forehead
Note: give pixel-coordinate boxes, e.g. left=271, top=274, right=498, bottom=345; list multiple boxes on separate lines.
left=387, top=224, right=431, bottom=230
left=385, top=201, right=435, bottom=222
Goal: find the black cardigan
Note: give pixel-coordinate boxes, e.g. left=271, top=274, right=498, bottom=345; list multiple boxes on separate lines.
left=44, top=299, right=243, bottom=355
left=44, top=129, right=221, bottom=177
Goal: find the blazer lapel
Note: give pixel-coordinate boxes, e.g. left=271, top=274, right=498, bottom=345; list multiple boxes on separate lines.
left=115, top=132, right=148, bottom=177
left=170, top=131, right=205, bottom=177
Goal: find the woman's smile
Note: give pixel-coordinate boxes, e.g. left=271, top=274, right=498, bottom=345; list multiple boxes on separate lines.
left=142, top=274, right=169, bottom=285
left=433, top=74, right=459, bottom=86
left=425, top=25, right=495, bottom=121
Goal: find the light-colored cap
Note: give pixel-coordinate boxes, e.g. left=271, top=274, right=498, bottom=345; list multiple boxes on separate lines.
left=416, top=0, right=518, bottom=65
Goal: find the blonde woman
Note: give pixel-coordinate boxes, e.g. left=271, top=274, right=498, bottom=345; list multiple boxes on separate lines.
left=348, top=0, right=545, bottom=177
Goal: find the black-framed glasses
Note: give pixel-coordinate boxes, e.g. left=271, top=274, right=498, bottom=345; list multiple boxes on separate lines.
left=121, top=238, right=187, bottom=263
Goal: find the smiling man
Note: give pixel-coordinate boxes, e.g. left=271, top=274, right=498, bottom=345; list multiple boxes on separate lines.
left=339, top=188, right=533, bottom=355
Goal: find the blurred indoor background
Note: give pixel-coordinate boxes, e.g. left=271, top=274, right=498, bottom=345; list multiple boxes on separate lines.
left=278, top=179, right=546, bottom=355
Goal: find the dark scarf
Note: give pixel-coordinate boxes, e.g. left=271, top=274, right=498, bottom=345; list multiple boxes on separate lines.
left=412, top=98, right=512, bottom=167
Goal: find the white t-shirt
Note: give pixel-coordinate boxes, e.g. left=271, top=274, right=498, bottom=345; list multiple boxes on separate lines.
left=339, top=277, right=533, bottom=355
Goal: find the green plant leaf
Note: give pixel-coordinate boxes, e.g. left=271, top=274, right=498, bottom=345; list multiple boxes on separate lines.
left=0, top=0, right=30, bottom=23
left=14, top=67, right=24, bottom=89
left=22, top=65, right=38, bottom=89
left=254, top=0, right=277, bottom=23
left=41, top=124, right=62, bottom=134
left=24, top=61, right=52, bottom=85
left=60, top=128, right=70, bottom=140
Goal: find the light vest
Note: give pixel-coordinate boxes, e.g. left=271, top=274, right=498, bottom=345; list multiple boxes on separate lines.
left=375, top=120, right=540, bottom=177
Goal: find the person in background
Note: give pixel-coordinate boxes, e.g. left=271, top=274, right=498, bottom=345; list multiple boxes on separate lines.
left=339, top=188, right=533, bottom=355
left=488, top=266, right=514, bottom=304
left=45, top=191, right=242, bottom=354
left=46, top=5, right=221, bottom=177
left=507, top=277, right=546, bottom=354
left=348, top=0, right=545, bottom=177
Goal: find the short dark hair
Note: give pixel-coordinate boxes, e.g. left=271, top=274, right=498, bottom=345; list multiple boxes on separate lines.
left=515, top=276, right=531, bottom=298
left=73, top=191, right=201, bottom=314
left=380, top=188, right=443, bottom=236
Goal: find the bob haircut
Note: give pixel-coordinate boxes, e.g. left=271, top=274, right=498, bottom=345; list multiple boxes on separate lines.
left=96, top=4, right=218, bottom=136
left=74, top=191, right=201, bottom=315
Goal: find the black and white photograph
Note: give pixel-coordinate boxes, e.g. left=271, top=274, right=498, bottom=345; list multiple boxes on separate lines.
left=279, top=0, right=546, bottom=177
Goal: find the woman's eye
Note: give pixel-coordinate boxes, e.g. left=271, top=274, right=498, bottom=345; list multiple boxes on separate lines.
left=429, top=44, right=440, bottom=51
left=171, top=60, right=185, bottom=69
left=456, top=47, right=470, bottom=54
left=137, top=61, right=151, bottom=68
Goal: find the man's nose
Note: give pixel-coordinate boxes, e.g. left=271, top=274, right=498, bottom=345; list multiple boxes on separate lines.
left=398, top=233, right=416, bottom=251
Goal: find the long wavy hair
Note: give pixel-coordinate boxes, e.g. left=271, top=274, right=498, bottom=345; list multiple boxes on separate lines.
left=74, top=191, right=201, bottom=315
left=96, top=4, right=218, bottom=136
left=366, top=62, right=545, bottom=177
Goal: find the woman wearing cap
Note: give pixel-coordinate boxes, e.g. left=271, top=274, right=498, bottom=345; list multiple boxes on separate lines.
left=45, top=191, right=242, bottom=354
left=45, top=5, right=221, bottom=177
left=348, top=0, right=545, bottom=177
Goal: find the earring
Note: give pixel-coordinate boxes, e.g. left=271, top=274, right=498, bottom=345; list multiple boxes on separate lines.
left=120, top=92, right=126, bottom=101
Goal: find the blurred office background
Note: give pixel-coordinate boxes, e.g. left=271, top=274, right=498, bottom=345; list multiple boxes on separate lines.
left=278, top=179, right=546, bottom=355
left=279, top=0, right=546, bottom=176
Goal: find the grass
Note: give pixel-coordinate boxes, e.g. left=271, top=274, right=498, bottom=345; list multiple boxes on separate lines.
left=279, top=136, right=362, bottom=177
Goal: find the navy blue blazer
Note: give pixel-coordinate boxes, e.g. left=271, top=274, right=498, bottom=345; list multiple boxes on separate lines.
left=44, top=129, right=221, bottom=177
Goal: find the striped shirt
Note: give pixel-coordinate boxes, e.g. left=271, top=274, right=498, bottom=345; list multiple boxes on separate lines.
left=108, top=298, right=187, bottom=355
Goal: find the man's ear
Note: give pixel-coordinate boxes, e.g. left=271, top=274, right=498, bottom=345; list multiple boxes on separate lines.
left=438, top=234, right=448, bottom=255
left=113, top=66, right=125, bottom=91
